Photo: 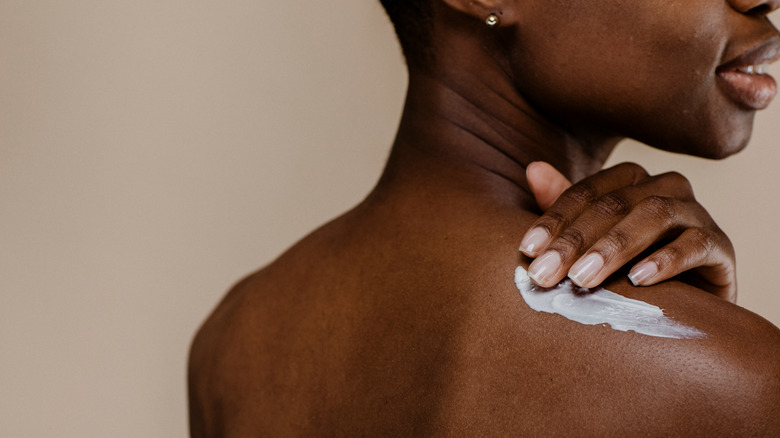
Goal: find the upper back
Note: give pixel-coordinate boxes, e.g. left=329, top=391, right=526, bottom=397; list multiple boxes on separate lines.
left=189, top=197, right=780, bottom=436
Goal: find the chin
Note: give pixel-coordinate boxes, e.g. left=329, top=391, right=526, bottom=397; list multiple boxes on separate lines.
left=699, top=105, right=758, bottom=159
left=639, top=111, right=755, bottom=160
left=698, top=137, right=750, bottom=160
left=654, top=131, right=751, bottom=160
left=697, top=121, right=754, bottom=159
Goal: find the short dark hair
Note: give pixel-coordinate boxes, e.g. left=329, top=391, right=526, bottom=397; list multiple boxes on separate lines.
left=378, top=0, right=434, bottom=68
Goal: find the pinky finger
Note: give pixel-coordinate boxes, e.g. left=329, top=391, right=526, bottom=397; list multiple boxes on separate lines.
left=627, top=227, right=736, bottom=301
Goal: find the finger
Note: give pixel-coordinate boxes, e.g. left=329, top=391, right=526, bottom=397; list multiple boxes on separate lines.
left=519, top=162, right=649, bottom=257
left=627, top=227, right=736, bottom=302
left=527, top=172, right=699, bottom=287
left=565, top=195, right=700, bottom=288
left=527, top=187, right=677, bottom=287
left=526, top=161, right=572, bottom=211
left=526, top=192, right=640, bottom=288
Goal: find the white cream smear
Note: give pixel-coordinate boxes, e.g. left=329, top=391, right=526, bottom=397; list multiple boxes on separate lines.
left=514, top=266, right=705, bottom=339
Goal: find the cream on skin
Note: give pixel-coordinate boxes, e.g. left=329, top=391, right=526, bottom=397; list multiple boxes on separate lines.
left=514, top=267, right=705, bottom=339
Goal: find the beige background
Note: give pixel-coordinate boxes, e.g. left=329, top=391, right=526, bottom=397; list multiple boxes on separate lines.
left=1, top=1, right=778, bottom=436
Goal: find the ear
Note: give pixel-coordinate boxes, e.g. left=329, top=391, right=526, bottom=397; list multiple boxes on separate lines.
left=440, top=0, right=518, bottom=26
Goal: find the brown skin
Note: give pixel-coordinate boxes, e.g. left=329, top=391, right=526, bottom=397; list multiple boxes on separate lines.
left=524, top=162, right=737, bottom=300
left=189, top=0, right=780, bottom=435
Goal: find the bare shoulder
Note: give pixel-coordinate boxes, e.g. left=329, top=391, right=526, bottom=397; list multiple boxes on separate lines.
left=408, top=252, right=780, bottom=435
left=572, top=277, right=780, bottom=435
left=187, top=209, right=780, bottom=435
left=187, top=210, right=415, bottom=435
left=187, top=242, right=332, bottom=436
left=187, top=270, right=257, bottom=437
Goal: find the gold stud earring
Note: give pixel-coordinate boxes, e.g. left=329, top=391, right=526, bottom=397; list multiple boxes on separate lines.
left=485, top=13, right=500, bottom=27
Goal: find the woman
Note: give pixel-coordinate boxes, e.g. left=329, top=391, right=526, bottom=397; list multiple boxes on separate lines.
left=189, top=0, right=780, bottom=435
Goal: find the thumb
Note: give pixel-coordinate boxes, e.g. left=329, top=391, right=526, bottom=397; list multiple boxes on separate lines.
left=527, top=161, right=572, bottom=211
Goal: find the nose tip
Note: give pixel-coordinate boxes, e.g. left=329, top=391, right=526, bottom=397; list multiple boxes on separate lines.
left=730, top=0, right=780, bottom=15
left=761, top=0, right=780, bottom=14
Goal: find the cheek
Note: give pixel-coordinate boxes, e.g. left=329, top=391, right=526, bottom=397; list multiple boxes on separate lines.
left=514, top=3, right=719, bottom=113
left=511, top=2, right=749, bottom=157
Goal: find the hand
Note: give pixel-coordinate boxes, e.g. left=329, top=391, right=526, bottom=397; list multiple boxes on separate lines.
left=520, top=161, right=736, bottom=302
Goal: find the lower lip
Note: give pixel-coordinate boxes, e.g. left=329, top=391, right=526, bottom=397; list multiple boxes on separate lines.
left=717, top=70, right=778, bottom=110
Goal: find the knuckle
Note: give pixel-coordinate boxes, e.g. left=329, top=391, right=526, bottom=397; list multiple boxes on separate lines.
left=639, top=195, right=676, bottom=222
left=683, top=227, right=714, bottom=254
left=541, top=210, right=567, bottom=225
left=593, top=192, right=633, bottom=217
left=554, top=228, right=589, bottom=254
left=652, top=245, right=680, bottom=272
left=565, top=182, right=599, bottom=206
left=654, top=227, right=713, bottom=272
left=615, top=162, right=649, bottom=182
left=659, top=171, right=693, bottom=193
left=536, top=210, right=567, bottom=232
left=601, top=229, right=633, bottom=255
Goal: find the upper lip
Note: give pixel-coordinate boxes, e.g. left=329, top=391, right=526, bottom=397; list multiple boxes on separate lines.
left=717, top=35, right=780, bottom=72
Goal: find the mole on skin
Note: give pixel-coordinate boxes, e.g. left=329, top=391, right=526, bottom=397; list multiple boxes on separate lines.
left=514, top=266, right=705, bottom=340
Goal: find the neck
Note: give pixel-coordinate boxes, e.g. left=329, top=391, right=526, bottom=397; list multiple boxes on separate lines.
left=374, top=66, right=622, bottom=208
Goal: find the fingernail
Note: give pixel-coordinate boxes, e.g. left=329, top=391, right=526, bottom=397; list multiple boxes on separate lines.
left=628, top=261, right=658, bottom=286
left=569, top=253, right=604, bottom=287
left=520, top=227, right=549, bottom=257
left=528, top=251, right=561, bottom=286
